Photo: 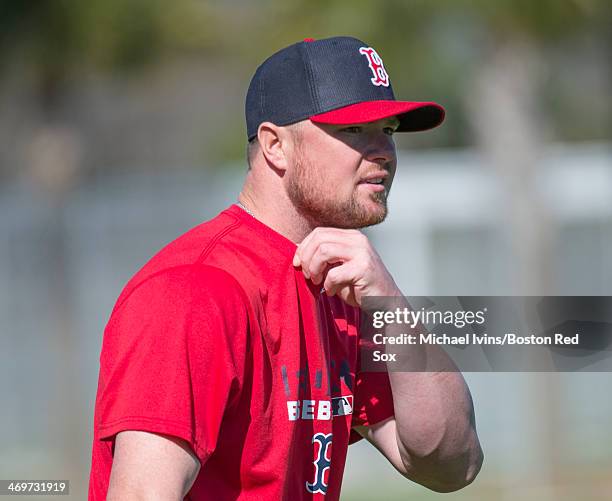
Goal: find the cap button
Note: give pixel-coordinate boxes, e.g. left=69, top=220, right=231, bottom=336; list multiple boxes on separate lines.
left=303, top=38, right=315, bottom=42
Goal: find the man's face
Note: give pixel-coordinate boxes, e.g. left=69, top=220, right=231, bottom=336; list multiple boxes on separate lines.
left=285, top=117, right=399, bottom=229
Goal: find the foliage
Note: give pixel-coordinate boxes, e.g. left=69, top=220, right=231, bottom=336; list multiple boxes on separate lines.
left=0, top=1, right=609, bottom=152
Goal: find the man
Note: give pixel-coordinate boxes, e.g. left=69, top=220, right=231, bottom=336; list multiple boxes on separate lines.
left=89, top=36, right=483, bottom=500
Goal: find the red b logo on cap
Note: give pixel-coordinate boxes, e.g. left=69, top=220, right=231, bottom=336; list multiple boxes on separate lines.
left=359, top=47, right=389, bottom=87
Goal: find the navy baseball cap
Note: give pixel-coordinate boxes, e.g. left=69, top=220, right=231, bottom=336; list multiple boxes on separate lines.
left=245, top=36, right=445, bottom=141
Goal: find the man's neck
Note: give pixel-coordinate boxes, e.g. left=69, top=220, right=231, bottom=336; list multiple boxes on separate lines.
left=237, top=189, right=314, bottom=244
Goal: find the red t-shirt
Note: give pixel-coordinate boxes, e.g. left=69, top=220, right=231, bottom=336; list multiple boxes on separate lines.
left=89, top=205, right=394, bottom=500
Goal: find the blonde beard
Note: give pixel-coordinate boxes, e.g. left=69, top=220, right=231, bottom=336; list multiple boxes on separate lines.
left=286, top=153, right=388, bottom=229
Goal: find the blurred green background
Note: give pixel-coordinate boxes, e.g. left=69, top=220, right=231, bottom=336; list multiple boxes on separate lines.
left=1, top=1, right=611, bottom=500
left=1, top=0, right=610, bottom=177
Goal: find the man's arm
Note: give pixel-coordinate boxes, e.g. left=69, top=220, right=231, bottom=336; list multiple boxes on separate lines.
left=359, top=306, right=483, bottom=492
left=293, top=228, right=484, bottom=492
left=106, top=431, right=200, bottom=501
left=355, top=370, right=483, bottom=492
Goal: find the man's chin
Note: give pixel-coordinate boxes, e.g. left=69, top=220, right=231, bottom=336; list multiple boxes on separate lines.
left=340, top=200, right=388, bottom=229
left=290, top=190, right=388, bottom=229
left=361, top=194, right=388, bottom=222
left=356, top=208, right=387, bottom=228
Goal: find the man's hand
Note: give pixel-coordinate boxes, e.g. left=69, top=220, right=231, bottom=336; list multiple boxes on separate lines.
left=294, top=227, right=484, bottom=492
left=293, top=227, right=400, bottom=306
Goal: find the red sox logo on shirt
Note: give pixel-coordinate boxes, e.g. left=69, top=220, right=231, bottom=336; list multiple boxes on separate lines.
left=359, top=47, right=390, bottom=87
left=306, top=433, right=333, bottom=495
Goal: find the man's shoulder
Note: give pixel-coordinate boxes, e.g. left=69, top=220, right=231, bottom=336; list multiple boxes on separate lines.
left=140, top=207, right=243, bottom=273
left=110, top=263, right=247, bottom=323
left=112, top=208, right=249, bottom=311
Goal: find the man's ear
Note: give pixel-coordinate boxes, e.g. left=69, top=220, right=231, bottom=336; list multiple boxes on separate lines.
left=257, top=122, right=291, bottom=172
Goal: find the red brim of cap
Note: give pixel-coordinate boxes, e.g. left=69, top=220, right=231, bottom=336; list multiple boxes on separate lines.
left=309, top=100, right=445, bottom=132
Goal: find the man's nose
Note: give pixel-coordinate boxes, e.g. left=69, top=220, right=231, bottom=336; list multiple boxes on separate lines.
left=364, top=132, right=396, bottom=165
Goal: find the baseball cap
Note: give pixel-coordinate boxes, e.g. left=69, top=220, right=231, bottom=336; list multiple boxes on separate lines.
left=245, top=36, right=445, bottom=141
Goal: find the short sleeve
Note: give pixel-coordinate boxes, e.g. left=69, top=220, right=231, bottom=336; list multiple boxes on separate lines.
left=349, top=370, right=395, bottom=444
left=93, top=265, right=249, bottom=463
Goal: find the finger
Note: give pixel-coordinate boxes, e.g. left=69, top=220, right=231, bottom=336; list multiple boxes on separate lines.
left=307, top=243, right=356, bottom=285
left=295, top=228, right=358, bottom=277
left=323, top=262, right=359, bottom=297
left=325, top=269, right=359, bottom=307
left=294, top=227, right=332, bottom=270
left=336, top=285, right=358, bottom=307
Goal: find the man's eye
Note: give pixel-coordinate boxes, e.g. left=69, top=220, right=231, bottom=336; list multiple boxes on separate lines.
left=383, top=127, right=396, bottom=136
left=342, top=126, right=362, bottom=133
